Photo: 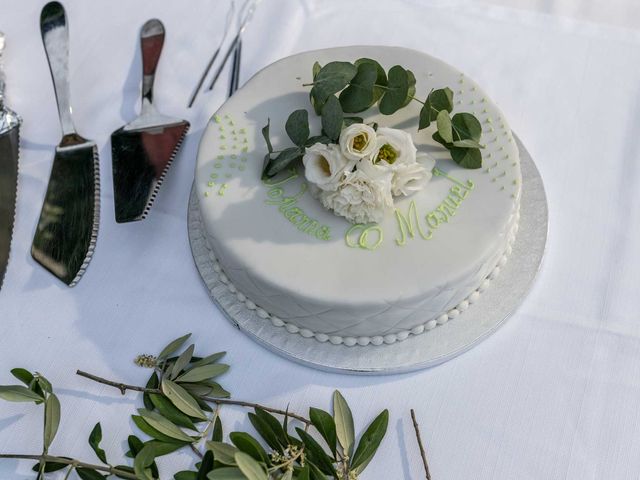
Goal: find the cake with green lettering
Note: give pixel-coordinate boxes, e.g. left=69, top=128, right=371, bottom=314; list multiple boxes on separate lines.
left=195, top=46, right=520, bottom=346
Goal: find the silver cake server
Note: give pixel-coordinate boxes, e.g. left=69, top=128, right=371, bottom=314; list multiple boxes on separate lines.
left=31, top=1, right=100, bottom=287
left=0, top=32, right=21, bottom=290
left=111, top=19, right=190, bottom=223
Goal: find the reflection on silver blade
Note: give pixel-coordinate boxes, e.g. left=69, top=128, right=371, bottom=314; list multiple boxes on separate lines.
left=31, top=141, right=99, bottom=286
left=0, top=125, right=19, bottom=289
left=111, top=121, right=189, bottom=223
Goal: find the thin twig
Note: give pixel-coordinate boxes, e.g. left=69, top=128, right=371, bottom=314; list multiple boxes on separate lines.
left=76, top=370, right=311, bottom=425
left=410, top=409, right=431, bottom=480
left=190, top=443, right=204, bottom=459
left=0, top=454, right=137, bottom=479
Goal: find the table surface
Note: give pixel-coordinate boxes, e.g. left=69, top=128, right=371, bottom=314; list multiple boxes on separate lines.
left=1, top=1, right=639, bottom=479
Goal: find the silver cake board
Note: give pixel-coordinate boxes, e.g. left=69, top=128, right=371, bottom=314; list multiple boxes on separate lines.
left=188, top=134, right=548, bottom=375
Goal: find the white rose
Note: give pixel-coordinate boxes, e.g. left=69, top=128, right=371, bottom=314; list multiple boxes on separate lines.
left=391, top=152, right=436, bottom=196
left=302, top=142, right=349, bottom=191
left=319, top=160, right=393, bottom=224
left=339, top=123, right=377, bottom=161
left=371, top=127, right=417, bottom=168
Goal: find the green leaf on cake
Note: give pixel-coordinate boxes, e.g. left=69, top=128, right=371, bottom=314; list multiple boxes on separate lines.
left=264, top=147, right=303, bottom=178
left=436, top=110, right=453, bottom=144
left=401, top=69, right=416, bottom=108
left=452, top=139, right=483, bottom=149
left=451, top=147, right=482, bottom=169
left=305, top=135, right=332, bottom=147
left=379, top=65, right=409, bottom=115
left=338, top=61, right=378, bottom=113
left=354, top=57, right=387, bottom=103
left=285, top=109, right=310, bottom=147
left=342, top=116, right=364, bottom=128
left=321, top=96, right=343, bottom=142
left=261, top=119, right=273, bottom=153
left=310, top=61, right=357, bottom=103
left=419, top=87, right=454, bottom=130
left=312, top=61, right=322, bottom=80
left=451, top=112, right=482, bottom=141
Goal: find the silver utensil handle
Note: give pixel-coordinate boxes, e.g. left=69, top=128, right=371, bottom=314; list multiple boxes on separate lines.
left=40, top=2, right=75, bottom=137
left=0, top=32, right=6, bottom=109
left=140, top=19, right=165, bottom=110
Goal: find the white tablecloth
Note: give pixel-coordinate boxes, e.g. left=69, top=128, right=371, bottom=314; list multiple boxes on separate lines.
left=2, top=1, right=640, bottom=478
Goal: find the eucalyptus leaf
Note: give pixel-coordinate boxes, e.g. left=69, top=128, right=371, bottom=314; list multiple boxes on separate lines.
left=379, top=65, right=409, bottom=115
left=350, top=409, right=389, bottom=474
left=234, top=452, right=268, bottom=480
left=264, top=147, right=303, bottom=178
left=162, top=379, right=207, bottom=420
left=171, top=344, right=195, bottom=380
left=310, top=61, right=357, bottom=103
left=188, top=352, right=226, bottom=370
left=158, top=334, right=192, bottom=361
left=354, top=58, right=387, bottom=103
left=229, top=431, right=270, bottom=465
left=305, top=135, right=331, bottom=147
left=436, top=110, right=453, bottom=144
left=432, top=131, right=452, bottom=149
left=262, top=120, right=273, bottom=153
left=150, top=393, right=198, bottom=430
left=88, top=422, right=108, bottom=464
left=206, top=441, right=240, bottom=465
left=10, top=368, right=34, bottom=386
left=76, top=468, right=106, bottom=480
left=321, top=96, right=343, bottom=142
left=43, top=393, right=61, bottom=449
left=309, top=408, right=337, bottom=456
left=342, top=117, right=363, bottom=128
left=451, top=147, right=482, bottom=169
left=338, top=62, right=377, bottom=113
left=0, top=385, right=44, bottom=403
left=418, top=99, right=432, bottom=130
left=285, top=109, right=310, bottom=147
left=176, top=364, right=229, bottom=383
left=401, top=69, right=416, bottom=108
left=332, top=390, right=355, bottom=457
left=296, top=428, right=336, bottom=476
left=207, top=467, right=246, bottom=479
left=429, top=88, right=454, bottom=115
left=452, top=139, right=483, bottom=149
left=451, top=112, right=482, bottom=141
left=312, top=61, right=322, bottom=80
left=138, top=409, right=195, bottom=443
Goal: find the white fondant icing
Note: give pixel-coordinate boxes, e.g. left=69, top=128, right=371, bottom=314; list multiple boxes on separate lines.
left=195, top=46, right=522, bottom=345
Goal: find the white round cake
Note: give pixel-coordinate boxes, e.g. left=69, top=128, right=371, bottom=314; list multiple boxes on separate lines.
left=195, top=46, right=521, bottom=346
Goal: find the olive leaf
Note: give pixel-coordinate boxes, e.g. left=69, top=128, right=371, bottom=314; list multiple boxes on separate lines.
left=321, top=96, right=343, bottom=142
left=379, top=65, right=409, bottom=115
left=206, top=441, right=240, bottom=465
left=43, top=393, right=61, bottom=449
left=170, top=344, right=195, bottom=380
left=254, top=408, right=288, bottom=448
left=149, top=393, right=197, bottom=430
left=332, top=390, right=355, bottom=457
left=296, top=429, right=337, bottom=476
left=197, top=450, right=214, bottom=480
left=234, top=452, right=268, bottom=480
left=285, top=109, right=310, bottom=147
left=176, top=364, right=229, bottom=383
left=350, top=409, right=389, bottom=474
left=137, top=409, right=194, bottom=443
left=229, top=432, right=270, bottom=465
left=161, top=379, right=207, bottom=420
left=188, top=352, right=226, bottom=370
left=31, top=459, right=70, bottom=473
left=36, top=375, right=53, bottom=394
left=309, top=407, right=337, bottom=456
left=10, top=368, right=34, bottom=386
left=297, top=465, right=311, bottom=480
left=248, top=412, right=283, bottom=453
left=132, top=415, right=185, bottom=444
left=338, top=61, right=377, bottom=113
left=158, top=334, right=192, bottom=362
left=88, top=422, right=108, bottom=464
left=310, top=61, right=357, bottom=103
left=76, top=468, right=106, bottom=480
left=212, top=416, right=223, bottom=442
left=0, top=385, right=44, bottom=403
left=208, top=467, right=245, bottom=479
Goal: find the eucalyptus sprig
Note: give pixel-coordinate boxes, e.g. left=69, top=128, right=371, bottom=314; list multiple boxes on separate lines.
left=0, top=334, right=392, bottom=480
left=261, top=57, right=484, bottom=178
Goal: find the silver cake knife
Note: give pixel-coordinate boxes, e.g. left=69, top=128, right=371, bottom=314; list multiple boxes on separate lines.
left=31, top=2, right=100, bottom=286
left=0, top=32, right=21, bottom=290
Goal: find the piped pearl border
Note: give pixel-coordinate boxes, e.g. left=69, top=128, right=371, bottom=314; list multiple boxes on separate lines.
left=200, top=206, right=520, bottom=347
